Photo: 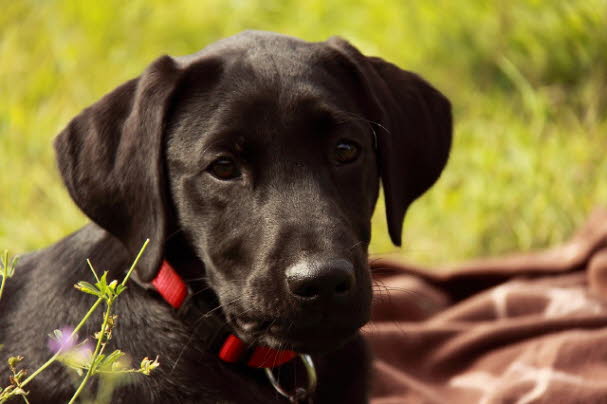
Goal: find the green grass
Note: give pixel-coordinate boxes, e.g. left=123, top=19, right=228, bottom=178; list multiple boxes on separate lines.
left=1, top=0, right=606, bottom=266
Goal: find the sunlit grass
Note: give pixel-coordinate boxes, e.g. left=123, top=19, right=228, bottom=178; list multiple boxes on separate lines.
left=1, top=0, right=605, bottom=266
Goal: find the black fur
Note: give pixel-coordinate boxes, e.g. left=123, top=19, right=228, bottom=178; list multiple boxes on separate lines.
left=0, top=31, right=451, bottom=403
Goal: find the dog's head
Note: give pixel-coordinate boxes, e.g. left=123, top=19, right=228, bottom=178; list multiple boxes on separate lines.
left=54, top=31, right=451, bottom=353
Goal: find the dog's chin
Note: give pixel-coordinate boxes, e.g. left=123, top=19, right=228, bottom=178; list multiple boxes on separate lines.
left=229, top=316, right=365, bottom=354
left=256, top=328, right=359, bottom=354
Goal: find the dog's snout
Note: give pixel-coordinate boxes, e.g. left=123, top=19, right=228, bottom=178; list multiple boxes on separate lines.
left=286, top=259, right=355, bottom=303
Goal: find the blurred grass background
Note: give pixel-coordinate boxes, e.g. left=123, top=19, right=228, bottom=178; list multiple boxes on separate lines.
left=1, top=0, right=606, bottom=266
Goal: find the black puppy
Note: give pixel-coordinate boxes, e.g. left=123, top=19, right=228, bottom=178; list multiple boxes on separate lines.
left=0, top=31, right=451, bottom=403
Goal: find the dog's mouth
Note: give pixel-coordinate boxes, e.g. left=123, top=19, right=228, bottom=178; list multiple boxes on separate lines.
left=229, top=314, right=363, bottom=353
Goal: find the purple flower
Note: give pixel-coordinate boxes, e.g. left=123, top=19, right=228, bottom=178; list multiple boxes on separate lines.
left=49, top=328, right=94, bottom=372
left=48, top=327, right=77, bottom=353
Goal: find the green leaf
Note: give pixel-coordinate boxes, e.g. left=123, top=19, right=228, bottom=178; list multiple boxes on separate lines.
left=1, top=250, right=18, bottom=278
left=74, top=281, right=102, bottom=297
left=96, top=272, right=109, bottom=292
left=8, top=356, right=23, bottom=370
left=139, top=356, right=160, bottom=376
left=97, top=350, right=126, bottom=372
left=93, top=353, right=106, bottom=367
left=115, top=284, right=127, bottom=296
left=8, top=257, right=18, bottom=277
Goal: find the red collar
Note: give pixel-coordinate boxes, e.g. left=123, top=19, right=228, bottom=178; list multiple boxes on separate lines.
left=151, top=260, right=297, bottom=368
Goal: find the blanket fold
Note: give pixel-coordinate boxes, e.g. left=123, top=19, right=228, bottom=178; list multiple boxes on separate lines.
left=367, top=208, right=607, bottom=403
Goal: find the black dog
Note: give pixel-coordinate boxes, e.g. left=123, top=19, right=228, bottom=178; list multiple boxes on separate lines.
left=0, top=31, right=451, bottom=403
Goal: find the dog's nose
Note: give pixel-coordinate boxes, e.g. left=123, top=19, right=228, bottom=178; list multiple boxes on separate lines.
left=286, top=259, right=355, bottom=303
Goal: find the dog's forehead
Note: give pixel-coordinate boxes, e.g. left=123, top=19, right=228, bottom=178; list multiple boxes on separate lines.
left=176, top=30, right=328, bottom=67
left=169, top=33, right=366, bottom=150
left=175, top=31, right=351, bottom=103
left=170, top=90, right=362, bottom=160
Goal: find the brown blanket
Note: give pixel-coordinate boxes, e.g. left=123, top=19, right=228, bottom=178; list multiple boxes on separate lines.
left=367, top=208, right=607, bottom=403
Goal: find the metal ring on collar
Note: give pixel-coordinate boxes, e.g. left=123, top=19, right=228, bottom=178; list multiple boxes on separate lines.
left=264, top=354, right=317, bottom=403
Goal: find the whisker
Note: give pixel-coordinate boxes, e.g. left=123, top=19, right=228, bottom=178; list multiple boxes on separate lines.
left=188, top=285, right=212, bottom=298
left=347, top=240, right=365, bottom=251
left=338, top=110, right=391, bottom=136
left=187, top=275, right=210, bottom=283
left=170, top=293, right=257, bottom=373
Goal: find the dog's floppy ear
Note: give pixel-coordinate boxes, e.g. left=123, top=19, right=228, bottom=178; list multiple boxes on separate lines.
left=327, top=38, right=452, bottom=246
left=367, top=57, right=453, bottom=246
left=54, top=55, right=181, bottom=282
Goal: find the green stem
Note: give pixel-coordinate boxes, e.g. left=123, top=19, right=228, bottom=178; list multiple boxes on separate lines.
left=71, top=298, right=105, bottom=336
left=0, top=270, right=6, bottom=302
left=0, top=277, right=6, bottom=302
left=121, top=239, right=149, bottom=287
left=95, top=369, right=141, bottom=375
left=68, top=299, right=114, bottom=404
left=0, top=251, right=8, bottom=302
left=65, top=368, right=142, bottom=375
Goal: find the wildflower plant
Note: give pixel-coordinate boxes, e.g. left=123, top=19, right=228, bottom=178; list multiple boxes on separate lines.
left=0, top=250, right=18, bottom=302
left=0, top=241, right=160, bottom=403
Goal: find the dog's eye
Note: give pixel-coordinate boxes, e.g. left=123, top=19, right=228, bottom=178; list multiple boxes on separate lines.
left=334, top=140, right=360, bottom=164
left=209, top=157, right=241, bottom=180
